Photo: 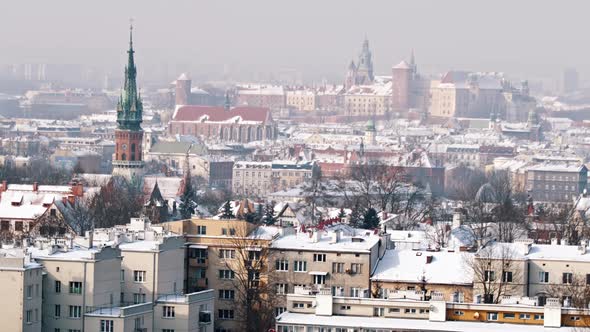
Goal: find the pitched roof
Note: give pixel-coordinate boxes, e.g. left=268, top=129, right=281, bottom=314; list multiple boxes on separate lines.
left=172, top=106, right=271, bottom=124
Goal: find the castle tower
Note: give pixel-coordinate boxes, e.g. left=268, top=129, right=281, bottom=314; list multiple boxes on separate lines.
left=344, top=60, right=357, bottom=89
left=392, top=60, right=411, bottom=110
left=355, top=37, right=374, bottom=85
left=175, top=72, right=192, bottom=106
left=112, top=23, right=145, bottom=180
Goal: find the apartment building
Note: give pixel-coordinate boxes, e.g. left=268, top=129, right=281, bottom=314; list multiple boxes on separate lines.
left=0, top=216, right=216, bottom=332
left=232, top=161, right=273, bottom=197
left=276, top=290, right=579, bottom=331
left=525, top=163, right=588, bottom=205
left=163, top=218, right=274, bottom=332
left=32, top=244, right=122, bottom=332
left=269, top=224, right=388, bottom=316
left=371, top=249, right=475, bottom=303
left=271, top=161, right=314, bottom=192
left=0, top=248, right=43, bottom=332
left=232, top=161, right=315, bottom=197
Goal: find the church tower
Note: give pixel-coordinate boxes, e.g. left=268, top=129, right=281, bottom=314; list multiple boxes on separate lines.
left=112, top=23, right=145, bottom=180
left=355, top=37, right=374, bottom=85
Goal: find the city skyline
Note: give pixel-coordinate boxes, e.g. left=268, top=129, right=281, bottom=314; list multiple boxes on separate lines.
left=0, top=0, right=588, bottom=84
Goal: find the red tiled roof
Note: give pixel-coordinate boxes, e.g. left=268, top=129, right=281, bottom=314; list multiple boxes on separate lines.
left=173, top=106, right=270, bottom=123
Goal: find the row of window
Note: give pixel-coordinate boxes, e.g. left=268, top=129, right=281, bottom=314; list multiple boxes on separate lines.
left=483, top=270, right=588, bottom=285
left=54, top=281, right=82, bottom=294
left=274, top=260, right=362, bottom=274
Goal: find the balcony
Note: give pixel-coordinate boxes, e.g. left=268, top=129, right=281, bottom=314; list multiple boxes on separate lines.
left=189, top=257, right=208, bottom=268
left=188, top=277, right=208, bottom=291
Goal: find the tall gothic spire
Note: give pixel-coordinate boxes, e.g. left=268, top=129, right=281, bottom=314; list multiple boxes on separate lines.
left=117, top=21, right=143, bottom=131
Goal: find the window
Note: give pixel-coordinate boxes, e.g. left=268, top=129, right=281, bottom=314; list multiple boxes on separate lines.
left=405, top=308, right=417, bottom=314
left=69, top=305, right=82, bottom=318
left=133, top=271, right=146, bottom=283
left=275, top=307, right=286, bottom=317
left=454, top=311, right=465, bottom=316
left=333, top=262, right=344, bottom=273
left=350, top=288, right=361, bottom=297
left=276, top=283, right=288, bottom=295
left=331, top=286, right=344, bottom=296
left=340, top=305, right=351, bottom=310
left=197, top=225, right=207, bottom=235
left=389, top=308, right=400, bottom=313
left=218, top=309, right=234, bottom=320
left=248, top=250, right=261, bottom=261
left=276, top=259, right=289, bottom=271
left=229, top=228, right=236, bottom=235
left=69, top=281, right=82, bottom=294
left=351, top=263, right=363, bottom=274
left=502, top=271, right=513, bottom=283
left=313, top=274, right=326, bottom=285
left=571, top=316, right=581, bottom=321
left=294, top=260, right=307, bottom=272
left=313, top=253, right=326, bottom=262
left=120, top=270, right=124, bottom=282
left=534, top=314, right=544, bottom=320
left=68, top=330, right=81, bottom=332
left=55, top=280, right=61, bottom=293
left=100, top=320, right=114, bottom=332
left=219, top=249, right=236, bottom=259
left=484, top=270, right=495, bottom=282
left=26, top=310, right=32, bottom=323
left=219, top=289, right=235, bottom=299
left=55, top=304, right=61, bottom=317
left=27, top=285, right=32, bottom=298
left=293, top=302, right=305, bottom=309
left=519, top=314, right=531, bottom=320
left=487, top=312, right=498, bottom=321
left=373, top=307, right=385, bottom=317
left=222, top=228, right=228, bottom=235
left=539, top=271, right=549, bottom=283
left=133, top=293, right=146, bottom=304
left=162, top=329, right=175, bottom=332
left=563, top=272, right=573, bottom=284
left=219, top=269, right=235, bottom=279
left=163, top=306, right=175, bottom=318
left=503, top=313, right=515, bottom=319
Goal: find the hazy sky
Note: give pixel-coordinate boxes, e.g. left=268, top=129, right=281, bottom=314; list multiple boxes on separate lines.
left=1, top=0, right=588, bottom=83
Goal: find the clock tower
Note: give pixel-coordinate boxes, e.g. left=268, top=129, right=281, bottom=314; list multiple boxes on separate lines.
left=112, top=23, right=145, bottom=180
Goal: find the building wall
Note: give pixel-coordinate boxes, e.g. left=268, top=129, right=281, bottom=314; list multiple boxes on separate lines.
left=232, top=162, right=273, bottom=197
left=0, top=263, right=42, bottom=332
left=344, top=94, right=390, bottom=117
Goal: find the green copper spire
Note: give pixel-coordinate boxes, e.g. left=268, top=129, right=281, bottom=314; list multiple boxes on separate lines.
left=117, top=21, right=143, bottom=131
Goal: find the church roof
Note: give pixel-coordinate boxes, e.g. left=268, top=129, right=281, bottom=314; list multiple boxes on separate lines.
left=172, top=106, right=271, bottom=124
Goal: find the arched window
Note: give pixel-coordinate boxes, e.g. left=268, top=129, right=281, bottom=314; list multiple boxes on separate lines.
left=121, top=153, right=126, bottom=161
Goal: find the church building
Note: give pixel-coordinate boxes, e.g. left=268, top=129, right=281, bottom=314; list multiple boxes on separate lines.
left=112, top=25, right=145, bottom=180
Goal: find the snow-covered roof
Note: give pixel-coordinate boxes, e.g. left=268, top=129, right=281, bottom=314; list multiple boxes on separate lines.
left=276, top=312, right=566, bottom=332
left=271, top=228, right=381, bottom=253
left=372, top=249, right=473, bottom=285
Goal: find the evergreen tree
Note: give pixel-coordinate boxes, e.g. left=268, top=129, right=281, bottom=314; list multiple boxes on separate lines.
left=263, top=202, right=276, bottom=225
left=337, top=207, right=346, bottom=221
left=362, top=207, right=380, bottom=229
left=221, top=200, right=235, bottom=219
left=178, top=176, right=197, bottom=219
left=349, top=203, right=364, bottom=228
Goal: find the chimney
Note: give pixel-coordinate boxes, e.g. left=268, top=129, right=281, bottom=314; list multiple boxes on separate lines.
left=452, top=208, right=463, bottom=229
left=426, top=255, right=433, bottom=264
left=1, top=180, right=6, bottom=192
left=551, top=238, right=558, bottom=246
left=578, top=244, right=586, bottom=255
left=311, top=231, right=321, bottom=243
left=71, top=182, right=84, bottom=197
left=32, top=182, right=38, bottom=192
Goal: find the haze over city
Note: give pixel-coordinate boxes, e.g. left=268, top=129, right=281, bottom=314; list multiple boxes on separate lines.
left=1, top=0, right=588, bottom=84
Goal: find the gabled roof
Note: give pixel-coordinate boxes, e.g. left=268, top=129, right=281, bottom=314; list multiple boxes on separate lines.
left=172, top=106, right=271, bottom=124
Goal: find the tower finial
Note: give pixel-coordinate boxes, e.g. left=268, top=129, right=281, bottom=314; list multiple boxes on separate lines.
left=129, top=18, right=134, bottom=50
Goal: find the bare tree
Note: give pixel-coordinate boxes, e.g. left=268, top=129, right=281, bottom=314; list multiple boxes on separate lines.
left=465, top=243, right=523, bottom=304
left=218, top=223, right=277, bottom=332
left=546, top=273, right=590, bottom=309
left=425, top=222, right=451, bottom=249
